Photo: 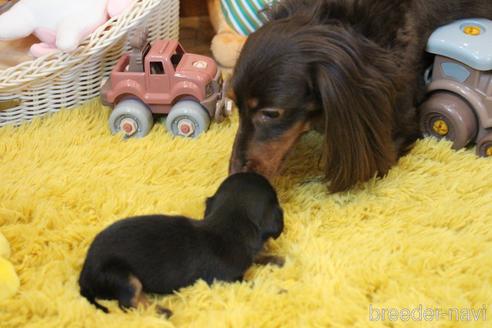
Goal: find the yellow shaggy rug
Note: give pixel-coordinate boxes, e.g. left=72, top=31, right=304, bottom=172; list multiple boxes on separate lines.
left=1, top=101, right=491, bottom=328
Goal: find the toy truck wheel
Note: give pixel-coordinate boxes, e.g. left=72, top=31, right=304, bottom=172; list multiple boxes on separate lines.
left=419, top=92, right=477, bottom=150
left=165, top=100, right=210, bottom=138
left=109, top=99, right=154, bottom=138
left=476, top=133, right=492, bottom=157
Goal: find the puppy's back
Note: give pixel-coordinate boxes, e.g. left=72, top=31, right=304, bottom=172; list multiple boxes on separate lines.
left=79, top=215, right=202, bottom=297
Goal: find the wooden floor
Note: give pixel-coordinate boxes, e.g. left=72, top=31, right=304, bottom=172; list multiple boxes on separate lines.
left=179, top=16, right=214, bottom=57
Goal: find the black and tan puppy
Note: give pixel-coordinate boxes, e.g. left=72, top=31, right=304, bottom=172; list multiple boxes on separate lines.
left=79, top=173, right=284, bottom=315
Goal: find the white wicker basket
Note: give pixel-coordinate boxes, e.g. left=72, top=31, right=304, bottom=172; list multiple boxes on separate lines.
left=0, top=0, right=179, bottom=127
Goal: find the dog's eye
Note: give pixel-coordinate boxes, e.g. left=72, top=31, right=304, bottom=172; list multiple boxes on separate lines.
left=260, top=109, right=281, bottom=120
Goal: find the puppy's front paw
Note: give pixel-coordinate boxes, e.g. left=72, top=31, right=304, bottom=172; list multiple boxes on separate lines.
left=156, top=305, right=173, bottom=318
left=254, top=255, right=285, bottom=267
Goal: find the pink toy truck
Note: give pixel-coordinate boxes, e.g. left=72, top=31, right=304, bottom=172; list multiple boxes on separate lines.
left=420, top=19, right=492, bottom=156
left=101, top=29, right=232, bottom=138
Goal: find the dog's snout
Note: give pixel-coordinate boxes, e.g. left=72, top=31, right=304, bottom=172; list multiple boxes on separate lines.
left=229, top=132, right=248, bottom=175
left=229, top=158, right=266, bottom=177
left=229, top=158, right=248, bottom=175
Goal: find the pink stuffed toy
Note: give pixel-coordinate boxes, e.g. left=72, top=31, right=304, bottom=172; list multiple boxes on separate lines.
left=0, top=0, right=133, bottom=57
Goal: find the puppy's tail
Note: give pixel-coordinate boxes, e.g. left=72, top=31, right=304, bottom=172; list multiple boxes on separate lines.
left=80, top=285, right=109, bottom=313
left=79, top=264, right=110, bottom=313
left=79, top=258, right=138, bottom=313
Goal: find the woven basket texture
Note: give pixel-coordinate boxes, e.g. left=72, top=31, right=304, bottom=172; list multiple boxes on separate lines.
left=0, top=0, right=179, bottom=127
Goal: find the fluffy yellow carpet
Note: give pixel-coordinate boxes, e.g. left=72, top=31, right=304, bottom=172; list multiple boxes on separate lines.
left=0, top=100, right=491, bottom=328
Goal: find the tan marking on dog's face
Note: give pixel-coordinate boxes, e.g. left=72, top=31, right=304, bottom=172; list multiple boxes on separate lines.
left=245, top=121, right=310, bottom=178
left=247, top=97, right=259, bottom=109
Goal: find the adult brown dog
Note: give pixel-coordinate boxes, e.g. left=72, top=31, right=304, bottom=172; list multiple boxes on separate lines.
left=229, top=0, right=492, bottom=192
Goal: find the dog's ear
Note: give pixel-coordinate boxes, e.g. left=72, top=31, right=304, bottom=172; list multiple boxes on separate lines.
left=261, top=205, right=284, bottom=240
left=307, top=27, right=399, bottom=192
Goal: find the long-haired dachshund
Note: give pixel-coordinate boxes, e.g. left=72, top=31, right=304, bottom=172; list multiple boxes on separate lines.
left=229, top=0, right=492, bottom=192
left=79, top=173, right=284, bottom=315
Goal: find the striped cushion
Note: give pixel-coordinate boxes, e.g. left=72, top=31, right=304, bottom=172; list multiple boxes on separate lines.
left=220, top=0, right=275, bottom=36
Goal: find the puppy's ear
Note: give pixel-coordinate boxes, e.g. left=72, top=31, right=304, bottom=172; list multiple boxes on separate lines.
left=261, top=206, right=284, bottom=240
left=307, top=27, right=399, bottom=192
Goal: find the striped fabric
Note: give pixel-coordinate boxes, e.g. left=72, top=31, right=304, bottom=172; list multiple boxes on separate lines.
left=220, top=0, right=275, bottom=36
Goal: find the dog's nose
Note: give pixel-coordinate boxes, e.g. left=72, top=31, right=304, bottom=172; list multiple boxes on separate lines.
left=228, top=158, right=247, bottom=175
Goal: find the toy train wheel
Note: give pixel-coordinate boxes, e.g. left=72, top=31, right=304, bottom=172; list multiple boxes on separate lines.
left=165, top=100, right=210, bottom=138
left=109, top=99, right=154, bottom=138
left=419, top=91, right=478, bottom=150
left=476, top=133, right=492, bottom=157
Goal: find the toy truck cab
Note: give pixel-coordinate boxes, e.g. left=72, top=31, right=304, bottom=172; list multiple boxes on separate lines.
left=420, top=18, right=492, bottom=156
left=101, top=33, right=232, bottom=138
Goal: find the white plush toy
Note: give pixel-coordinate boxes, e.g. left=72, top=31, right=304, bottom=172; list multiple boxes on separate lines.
left=0, top=0, right=133, bottom=57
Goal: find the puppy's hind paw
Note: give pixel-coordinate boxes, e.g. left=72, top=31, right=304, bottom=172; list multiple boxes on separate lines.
left=156, top=306, right=173, bottom=318
left=254, top=255, right=285, bottom=267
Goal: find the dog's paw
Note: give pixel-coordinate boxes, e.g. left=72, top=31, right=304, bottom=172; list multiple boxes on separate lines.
left=156, top=306, right=173, bottom=318
left=254, top=255, right=285, bottom=267
left=268, top=255, right=285, bottom=267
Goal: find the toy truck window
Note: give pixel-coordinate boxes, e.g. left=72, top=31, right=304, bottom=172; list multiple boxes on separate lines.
left=441, top=62, right=471, bottom=83
left=150, top=61, right=165, bottom=75
left=170, top=53, right=183, bottom=69
left=170, top=45, right=185, bottom=69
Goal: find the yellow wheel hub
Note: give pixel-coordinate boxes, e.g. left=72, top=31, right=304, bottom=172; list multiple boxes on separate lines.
left=463, top=25, right=481, bottom=36
left=432, top=119, right=449, bottom=136
left=485, top=146, right=492, bottom=157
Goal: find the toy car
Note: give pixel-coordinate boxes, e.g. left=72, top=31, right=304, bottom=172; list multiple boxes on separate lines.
left=101, top=29, right=232, bottom=138
left=419, top=18, right=492, bottom=156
